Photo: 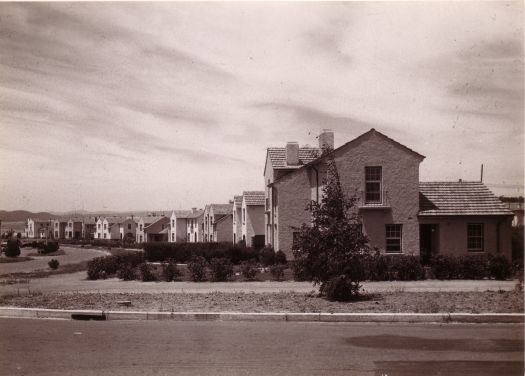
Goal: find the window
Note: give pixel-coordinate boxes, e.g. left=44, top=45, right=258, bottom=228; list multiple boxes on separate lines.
left=139, top=235, right=143, bottom=242
left=128, top=224, right=131, bottom=230
left=365, top=166, right=382, bottom=203
left=292, top=231, right=300, bottom=249
left=103, top=233, right=107, bottom=239
left=467, top=223, right=484, bottom=252
left=97, top=224, right=101, bottom=230
left=140, top=224, right=143, bottom=231
left=172, top=220, right=175, bottom=227
left=104, top=224, right=107, bottom=230
left=242, top=208, right=246, bottom=224
left=385, top=224, right=402, bottom=253
left=172, top=234, right=175, bottom=241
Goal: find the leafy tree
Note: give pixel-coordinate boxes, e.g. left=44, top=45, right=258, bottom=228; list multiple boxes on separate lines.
left=5, top=238, right=21, bottom=257
left=292, top=150, right=371, bottom=301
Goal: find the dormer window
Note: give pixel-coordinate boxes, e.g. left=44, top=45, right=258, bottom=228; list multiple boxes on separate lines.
left=365, top=166, right=382, bottom=204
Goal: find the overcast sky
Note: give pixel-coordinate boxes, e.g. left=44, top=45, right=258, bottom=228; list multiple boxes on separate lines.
left=0, top=2, right=523, bottom=212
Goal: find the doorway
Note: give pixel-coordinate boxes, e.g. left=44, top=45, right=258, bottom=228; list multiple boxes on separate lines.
left=420, top=224, right=439, bottom=265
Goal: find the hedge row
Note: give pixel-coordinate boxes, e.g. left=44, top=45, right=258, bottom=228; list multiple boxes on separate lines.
left=430, top=254, right=512, bottom=280
left=61, top=239, right=143, bottom=249
left=87, top=252, right=144, bottom=280
left=143, top=242, right=287, bottom=265
left=292, top=253, right=514, bottom=282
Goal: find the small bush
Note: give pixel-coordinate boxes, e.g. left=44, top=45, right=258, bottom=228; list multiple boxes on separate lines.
left=4, top=238, right=21, bottom=257
left=488, top=255, right=512, bottom=280
left=187, top=256, right=208, bottom=282
left=259, top=247, right=275, bottom=266
left=240, top=261, right=257, bottom=281
left=162, top=260, right=181, bottom=282
left=41, top=241, right=59, bottom=254
left=86, top=252, right=144, bottom=280
left=431, top=255, right=461, bottom=280
left=209, top=258, right=234, bottom=282
left=460, top=255, right=487, bottom=279
left=321, top=275, right=359, bottom=302
left=48, top=259, right=59, bottom=269
left=392, top=255, right=425, bottom=281
left=275, top=250, right=287, bottom=264
left=291, top=259, right=312, bottom=281
left=117, top=264, right=137, bottom=281
left=139, top=263, right=157, bottom=282
left=269, top=264, right=285, bottom=281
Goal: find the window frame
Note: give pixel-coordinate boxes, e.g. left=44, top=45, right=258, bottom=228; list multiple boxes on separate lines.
left=385, top=224, right=402, bottom=253
left=467, top=223, right=484, bottom=252
left=365, top=166, right=383, bottom=204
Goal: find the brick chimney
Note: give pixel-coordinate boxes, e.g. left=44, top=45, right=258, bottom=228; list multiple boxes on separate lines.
left=286, top=142, right=299, bottom=165
left=192, top=207, right=197, bottom=213
left=318, top=129, right=334, bottom=150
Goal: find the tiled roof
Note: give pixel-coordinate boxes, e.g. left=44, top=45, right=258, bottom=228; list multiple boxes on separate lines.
left=141, top=216, right=165, bottom=225
left=105, top=216, right=128, bottom=225
left=243, top=191, right=265, bottom=206
left=419, top=182, right=513, bottom=216
left=186, top=210, right=204, bottom=219
left=214, top=213, right=232, bottom=225
left=211, top=204, right=233, bottom=215
left=233, top=195, right=243, bottom=208
left=171, top=210, right=193, bottom=218
left=267, top=147, right=321, bottom=169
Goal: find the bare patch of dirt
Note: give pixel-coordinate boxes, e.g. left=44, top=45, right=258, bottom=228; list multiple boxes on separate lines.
left=0, top=290, right=522, bottom=313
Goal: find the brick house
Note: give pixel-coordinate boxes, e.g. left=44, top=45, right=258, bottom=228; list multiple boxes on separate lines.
left=119, top=218, right=138, bottom=242
left=203, top=203, right=233, bottom=242
left=241, top=191, right=265, bottom=247
left=232, top=195, right=243, bottom=244
left=186, top=209, right=204, bottom=243
left=26, top=218, right=52, bottom=239
left=136, top=216, right=165, bottom=243
left=265, top=128, right=513, bottom=260
left=419, top=182, right=513, bottom=262
left=168, top=210, right=192, bottom=242
left=51, top=218, right=68, bottom=239
left=65, top=217, right=83, bottom=240
left=144, top=216, right=169, bottom=242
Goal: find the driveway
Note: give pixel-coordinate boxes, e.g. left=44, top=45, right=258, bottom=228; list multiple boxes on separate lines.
left=0, top=270, right=518, bottom=295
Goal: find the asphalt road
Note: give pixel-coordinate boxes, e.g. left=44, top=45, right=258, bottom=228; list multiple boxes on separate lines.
left=0, top=319, right=523, bottom=375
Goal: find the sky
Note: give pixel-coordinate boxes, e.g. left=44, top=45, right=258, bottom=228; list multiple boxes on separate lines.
left=0, top=2, right=523, bottom=212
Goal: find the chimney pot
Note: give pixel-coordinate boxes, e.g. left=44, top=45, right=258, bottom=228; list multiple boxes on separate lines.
left=319, top=129, right=334, bottom=150
left=286, top=142, right=300, bottom=165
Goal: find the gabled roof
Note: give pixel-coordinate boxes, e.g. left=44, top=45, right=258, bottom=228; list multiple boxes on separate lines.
left=267, top=147, right=321, bottom=169
left=171, top=210, right=193, bottom=218
left=419, top=181, right=513, bottom=216
left=140, top=216, right=165, bottom=225
left=233, top=195, right=243, bottom=208
left=214, top=213, right=232, bottom=225
left=105, top=216, right=128, bottom=225
left=243, top=191, right=265, bottom=206
left=210, top=204, right=233, bottom=215
left=186, top=210, right=204, bottom=219
left=270, top=128, right=425, bottom=185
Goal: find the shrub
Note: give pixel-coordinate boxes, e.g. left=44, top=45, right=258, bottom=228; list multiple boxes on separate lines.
left=143, top=242, right=258, bottom=264
left=259, top=247, right=275, bottom=266
left=139, top=263, right=157, bottom=282
left=366, top=252, right=393, bottom=281
left=322, top=275, right=358, bottom=302
left=187, top=256, right=208, bottom=282
left=512, top=226, right=524, bottom=271
left=4, top=238, right=21, bottom=257
left=460, top=255, right=487, bottom=279
left=240, top=261, right=257, bottom=281
left=488, top=255, right=512, bottom=280
left=392, top=255, right=425, bottom=281
left=41, top=241, right=59, bottom=254
left=162, top=260, right=181, bottom=282
left=209, top=258, right=234, bottom=282
left=269, top=264, right=285, bottom=281
left=251, top=235, right=266, bottom=250
left=117, top=264, right=137, bottom=281
left=48, top=259, right=59, bottom=269
left=275, top=250, right=287, bottom=265
left=291, top=259, right=312, bottom=281
left=430, top=255, right=460, bottom=280
left=86, top=252, right=144, bottom=280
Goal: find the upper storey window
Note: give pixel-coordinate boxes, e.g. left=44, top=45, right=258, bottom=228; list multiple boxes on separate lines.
left=365, top=166, right=382, bottom=204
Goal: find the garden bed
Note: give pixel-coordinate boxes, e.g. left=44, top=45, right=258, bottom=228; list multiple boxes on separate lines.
left=0, top=290, right=522, bottom=313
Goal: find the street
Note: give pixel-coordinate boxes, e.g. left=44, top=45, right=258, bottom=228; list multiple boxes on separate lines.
left=0, top=318, right=522, bottom=375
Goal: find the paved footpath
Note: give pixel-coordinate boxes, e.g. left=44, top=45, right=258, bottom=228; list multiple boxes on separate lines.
left=0, top=270, right=519, bottom=295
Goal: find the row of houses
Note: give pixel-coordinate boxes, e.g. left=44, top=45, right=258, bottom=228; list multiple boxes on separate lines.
left=26, top=128, right=519, bottom=261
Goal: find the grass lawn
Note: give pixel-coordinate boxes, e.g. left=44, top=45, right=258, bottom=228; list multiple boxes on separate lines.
left=0, top=256, right=33, bottom=263
left=0, top=290, right=522, bottom=313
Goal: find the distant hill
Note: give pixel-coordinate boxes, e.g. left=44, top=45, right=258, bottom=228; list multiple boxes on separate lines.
left=0, top=210, right=54, bottom=222
left=0, top=210, right=172, bottom=222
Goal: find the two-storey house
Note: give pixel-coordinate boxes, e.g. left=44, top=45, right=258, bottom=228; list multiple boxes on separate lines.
left=241, top=191, right=265, bottom=247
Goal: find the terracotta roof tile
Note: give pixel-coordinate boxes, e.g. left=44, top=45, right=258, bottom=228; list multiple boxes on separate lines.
left=243, top=191, right=265, bottom=206
left=267, top=147, right=321, bottom=169
left=419, top=181, right=513, bottom=216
